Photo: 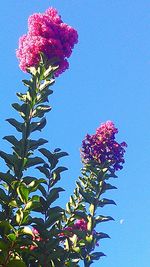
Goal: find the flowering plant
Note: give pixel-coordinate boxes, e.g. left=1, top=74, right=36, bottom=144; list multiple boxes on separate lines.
left=0, top=7, right=126, bottom=267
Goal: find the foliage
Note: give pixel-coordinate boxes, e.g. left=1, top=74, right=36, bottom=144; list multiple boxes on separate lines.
left=0, top=7, right=127, bottom=267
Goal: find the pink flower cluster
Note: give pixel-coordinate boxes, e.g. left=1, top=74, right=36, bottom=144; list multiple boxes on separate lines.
left=81, top=121, right=127, bottom=171
left=16, top=8, right=78, bottom=76
left=30, top=228, right=42, bottom=250
left=60, top=219, right=87, bottom=238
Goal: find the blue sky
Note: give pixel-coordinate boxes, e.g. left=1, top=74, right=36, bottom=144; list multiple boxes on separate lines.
left=0, top=1, right=150, bottom=267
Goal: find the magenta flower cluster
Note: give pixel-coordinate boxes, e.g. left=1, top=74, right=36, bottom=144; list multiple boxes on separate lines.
left=60, top=219, right=87, bottom=238
left=81, top=121, right=127, bottom=171
left=16, top=8, right=78, bottom=76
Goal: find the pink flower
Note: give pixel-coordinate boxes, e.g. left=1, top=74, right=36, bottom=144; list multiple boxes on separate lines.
left=16, top=7, right=78, bottom=76
left=81, top=121, right=127, bottom=171
left=60, top=219, right=87, bottom=238
left=30, top=228, right=42, bottom=251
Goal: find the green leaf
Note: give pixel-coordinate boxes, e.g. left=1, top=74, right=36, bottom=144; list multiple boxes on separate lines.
left=45, top=212, right=63, bottom=227
left=95, top=215, right=114, bottom=224
left=28, top=138, right=48, bottom=150
left=7, top=259, right=26, bottom=267
left=27, top=66, right=37, bottom=75
left=0, top=188, right=9, bottom=202
left=47, top=206, right=64, bottom=216
left=6, top=118, right=23, bottom=132
left=3, top=135, right=19, bottom=147
left=66, top=202, right=72, bottom=213
left=0, top=239, right=8, bottom=250
left=12, top=103, right=30, bottom=118
left=16, top=209, right=24, bottom=224
left=36, top=89, right=53, bottom=104
left=7, top=233, right=16, bottom=241
left=22, top=79, right=33, bottom=88
left=101, top=182, right=117, bottom=194
left=52, top=166, right=68, bottom=185
left=47, top=187, right=65, bottom=206
left=95, top=232, right=110, bottom=240
left=0, top=151, right=15, bottom=166
left=17, top=184, right=29, bottom=203
left=36, top=166, right=50, bottom=178
left=19, top=226, right=33, bottom=236
left=39, top=148, right=68, bottom=169
left=0, top=221, right=13, bottom=236
left=98, top=198, right=116, bottom=207
left=43, top=64, right=58, bottom=79
left=17, top=92, right=31, bottom=103
left=31, top=217, right=44, bottom=226
left=30, top=117, right=47, bottom=132
left=9, top=200, right=18, bottom=207
left=39, top=80, right=54, bottom=91
left=28, top=178, right=46, bottom=192
left=0, top=172, right=14, bottom=185
left=33, top=105, right=51, bottom=118
left=25, top=157, right=45, bottom=168
left=91, top=252, right=106, bottom=260
left=78, top=186, right=94, bottom=204
left=39, top=148, right=58, bottom=168
left=55, top=151, right=69, bottom=159
left=73, top=211, right=87, bottom=220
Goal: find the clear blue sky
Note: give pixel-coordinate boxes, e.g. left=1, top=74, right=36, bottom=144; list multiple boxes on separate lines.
left=0, top=1, right=150, bottom=267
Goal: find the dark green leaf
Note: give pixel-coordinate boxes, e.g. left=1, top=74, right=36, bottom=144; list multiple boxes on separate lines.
left=101, top=182, right=117, bottom=193
left=0, top=239, right=8, bottom=250
left=30, top=117, right=46, bottom=132
left=31, top=217, right=44, bottom=226
left=28, top=138, right=48, bottom=151
left=33, top=105, right=51, bottom=118
left=25, top=157, right=45, bottom=168
left=45, top=212, right=63, bottom=227
left=52, top=166, right=68, bottom=185
left=0, top=172, right=14, bottom=185
left=0, top=221, right=13, bottom=236
left=91, top=252, right=106, bottom=260
left=55, top=151, right=69, bottom=159
left=78, top=186, right=94, bottom=204
left=7, top=259, right=26, bottom=267
left=39, top=148, right=58, bottom=168
left=3, top=135, right=19, bottom=147
left=47, top=187, right=65, bottom=206
left=6, top=118, right=23, bottom=132
left=0, top=188, right=9, bottom=202
left=95, top=232, right=110, bottom=240
left=98, top=198, right=116, bottom=207
left=36, top=89, right=53, bottom=104
left=47, top=206, right=64, bottom=216
left=36, top=166, right=50, bottom=178
left=39, top=80, right=54, bottom=91
left=0, top=151, right=15, bottom=166
left=95, top=215, right=114, bottom=224
left=22, top=79, right=33, bottom=88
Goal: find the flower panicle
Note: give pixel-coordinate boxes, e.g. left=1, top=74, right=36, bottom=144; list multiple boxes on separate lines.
left=81, top=121, right=127, bottom=171
left=16, top=7, right=78, bottom=76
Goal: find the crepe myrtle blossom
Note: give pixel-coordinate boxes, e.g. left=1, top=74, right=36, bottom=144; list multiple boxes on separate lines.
left=81, top=121, right=127, bottom=171
left=60, top=219, right=99, bottom=247
left=20, top=228, right=42, bottom=251
left=16, top=7, right=78, bottom=76
left=60, top=219, right=87, bottom=238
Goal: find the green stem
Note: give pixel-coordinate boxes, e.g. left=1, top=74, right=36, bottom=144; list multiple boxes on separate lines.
left=84, top=258, right=91, bottom=267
